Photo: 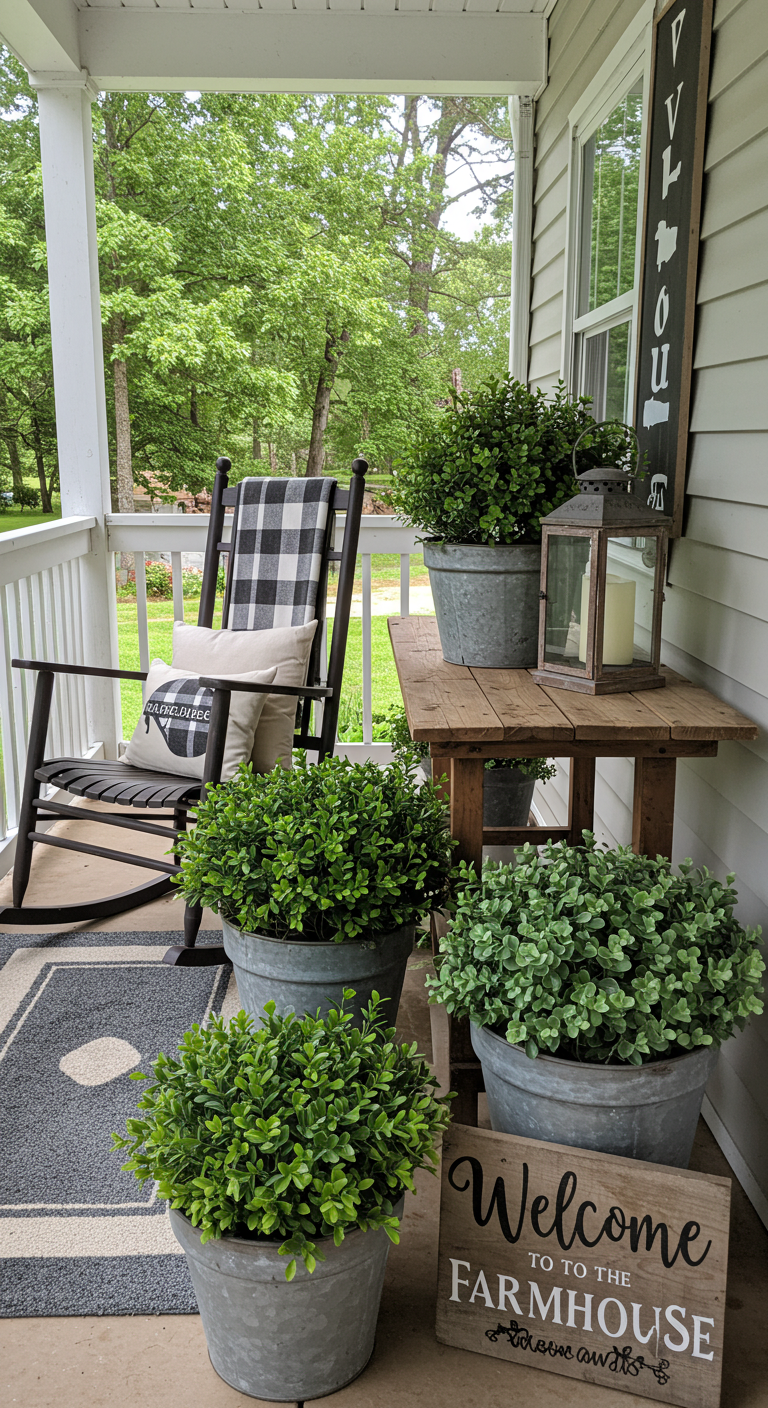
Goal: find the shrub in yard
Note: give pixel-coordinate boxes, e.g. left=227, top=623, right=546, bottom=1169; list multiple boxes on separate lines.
left=427, top=834, right=765, bottom=1065
left=13, top=484, right=41, bottom=511
left=113, top=996, right=451, bottom=1277
left=175, top=752, right=455, bottom=942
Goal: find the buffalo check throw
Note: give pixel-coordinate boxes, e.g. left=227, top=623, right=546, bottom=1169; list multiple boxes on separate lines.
left=228, top=477, right=335, bottom=631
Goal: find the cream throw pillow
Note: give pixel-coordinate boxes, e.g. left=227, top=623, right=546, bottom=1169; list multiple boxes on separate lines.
left=172, top=619, right=318, bottom=772
left=123, top=659, right=277, bottom=781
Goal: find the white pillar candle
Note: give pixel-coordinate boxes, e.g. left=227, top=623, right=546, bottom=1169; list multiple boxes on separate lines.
left=579, top=573, right=636, bottom=666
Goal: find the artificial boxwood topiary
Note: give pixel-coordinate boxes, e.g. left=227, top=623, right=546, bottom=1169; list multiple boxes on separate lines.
left=113, top=997, right=450, bottom=1278
left=387, top=376, right=635, bottom=546
left=175, top=752, right=454, bottom=943
left=427, top=835, right=765, bottom=1066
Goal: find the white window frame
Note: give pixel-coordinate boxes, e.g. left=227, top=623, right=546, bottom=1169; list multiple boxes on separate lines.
left=560, top=1, right=656, bottom=414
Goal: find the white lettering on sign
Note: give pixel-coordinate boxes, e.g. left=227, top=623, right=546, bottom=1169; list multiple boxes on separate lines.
left=655, top=286, right=670, bottom=336
left=655, top=219, right=678, bottom=269
left=665, top=1305, right=691, bottom=1353
left=449, top=1258, right=470, bottom=1302
left=665, top=82, right=684, bottom=139
left=470, top=1269, right=495, bottom=1308
left=662, top=146, right=682, bottom=200
left=632, top=1302, right=661, bottom=1352
left=529, top=1282, right=563, bottom=1324
left=567, top=1290, right=593, bottom=1331
left=671, top=9, right=686, bottom=65
left=648, top=474, right=668, bottom=511
left=643, top=398, right=670, bottom=429
left=497, top=1275, right=523, bottom=1314
left=692, top=1316, right=715, bottom=1362
left=651, top=344, right=670, bottom=392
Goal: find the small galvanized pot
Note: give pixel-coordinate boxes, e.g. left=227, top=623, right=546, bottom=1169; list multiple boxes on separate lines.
left=221, top=919, right=415, bottom=1029
left=423, top=541, right=541, bottom=668
left=471, top=1021, right=720, bottom=1167
left=482, top=767, right=536, bottom=828
left=171, top=1201, right=403, bottom=1401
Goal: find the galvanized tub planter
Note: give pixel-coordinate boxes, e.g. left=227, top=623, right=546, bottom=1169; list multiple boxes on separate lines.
left=422, top=541, right=541, bottom=668
left=482, top=767, right=536, bottom=828
left=221, top=919, right=415, bottom=1028
left=470, top=1021, right=720, bottom=1167
left=171, top=1199, right=403, bottom=1401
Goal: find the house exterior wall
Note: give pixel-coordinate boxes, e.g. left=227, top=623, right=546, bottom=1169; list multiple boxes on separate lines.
left=529, top=0, right=768, bottom=1223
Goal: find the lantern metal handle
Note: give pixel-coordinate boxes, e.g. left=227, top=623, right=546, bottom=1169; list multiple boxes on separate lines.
left=571, top=421, right=639, bottom=478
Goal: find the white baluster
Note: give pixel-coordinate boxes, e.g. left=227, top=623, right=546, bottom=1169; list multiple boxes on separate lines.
left=171, top=551, right=184, bottom=624
left=400, top=554, right=410, bottom=617
left=362, top=553, right=372, bottom=745
left=134, top=552, right=150, bottom=687
left=0, top=585, right=20, bottom=829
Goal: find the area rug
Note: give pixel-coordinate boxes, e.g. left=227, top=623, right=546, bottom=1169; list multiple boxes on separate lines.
left=0, top=930, right=234, bottom=1317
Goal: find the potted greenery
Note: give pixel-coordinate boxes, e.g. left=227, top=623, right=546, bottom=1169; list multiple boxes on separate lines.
left=482, top=756, right=556, bottom=828
left=176, top=753, right=453, bottom=1027
left=388, top=377, right=633, bottom=668
left=385, top=702, right=555, bottom=827
left=427, top=836, right=765, bottom=1167
left=114, top=998, right=450, bottom=1401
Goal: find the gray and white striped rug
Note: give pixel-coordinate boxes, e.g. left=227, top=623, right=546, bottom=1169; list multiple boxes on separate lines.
left=0, top=931, right=234, bottom=1317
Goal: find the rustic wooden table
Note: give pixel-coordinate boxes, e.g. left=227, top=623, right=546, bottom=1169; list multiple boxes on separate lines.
left=389, top=615, right=759, bottom=1123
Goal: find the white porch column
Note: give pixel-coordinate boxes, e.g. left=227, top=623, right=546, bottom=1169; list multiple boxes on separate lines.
left=33, top=73, right=121, bottom=756
left=508, top=95, right=535, bottom=385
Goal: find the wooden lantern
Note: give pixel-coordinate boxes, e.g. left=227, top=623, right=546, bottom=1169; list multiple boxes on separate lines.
left=532, top=464, right=672, bottom=695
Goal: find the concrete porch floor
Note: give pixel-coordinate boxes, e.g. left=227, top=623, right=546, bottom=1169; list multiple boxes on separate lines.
left=1, top=808, right=767, bottom=1408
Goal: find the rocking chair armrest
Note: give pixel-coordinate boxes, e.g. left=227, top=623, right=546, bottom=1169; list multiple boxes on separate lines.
left=198, top=677, right=332, bottom=700
left=12, top=658, right=147, bottom=682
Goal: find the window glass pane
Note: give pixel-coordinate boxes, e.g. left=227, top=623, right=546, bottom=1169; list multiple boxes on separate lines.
left=579, top=82, right=643, bottom=316
left=581, top=319, right=631, bottom=422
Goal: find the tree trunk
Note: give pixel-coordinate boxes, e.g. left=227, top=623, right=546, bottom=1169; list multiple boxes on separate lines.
left=30, top=415, right=53, bottom=513
left=113, top=319, right=134, bottom=514
left=0, top=390, right=24, bottom=496
left=268, top=442, right=277, bottom=473
left=190, top=384, right=199, bottom=428
left=252, top=422, right=262, bottom=460
left=305, top=328, right=349, bottom=477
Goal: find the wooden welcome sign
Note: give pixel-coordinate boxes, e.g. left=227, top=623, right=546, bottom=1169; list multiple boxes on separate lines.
left=436, top=1126, right=731, bottom=1408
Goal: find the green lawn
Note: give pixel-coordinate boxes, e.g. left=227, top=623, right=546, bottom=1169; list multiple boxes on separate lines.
left=0, top=499, right=62, bottom=536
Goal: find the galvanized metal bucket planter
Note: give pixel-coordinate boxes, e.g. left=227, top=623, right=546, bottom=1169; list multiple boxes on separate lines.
left=482, top=767, right=536, bottom=828
left=221, top=919, right=415, bottom=1028
left=423, top=541, right=541, bottom=668
left=471, top=1021, right=720, bottom=1167
left=170, top=1201, right=402, bottom=1402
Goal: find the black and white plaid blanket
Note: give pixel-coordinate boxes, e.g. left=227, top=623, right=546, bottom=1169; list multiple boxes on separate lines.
left=227, top=477, right=335, bottom=631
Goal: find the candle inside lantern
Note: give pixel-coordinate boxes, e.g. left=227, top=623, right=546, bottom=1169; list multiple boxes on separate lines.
left=579, top=572, right=636, bottom=665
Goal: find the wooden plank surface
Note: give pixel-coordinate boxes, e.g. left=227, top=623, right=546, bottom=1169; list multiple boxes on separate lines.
left=540, top=685, right=670, bottom=740
left=469, top=666, right=573, bottom=741
left=636, top=682, right=759, bottom=739
left=388, top=617, right=503, bottom=742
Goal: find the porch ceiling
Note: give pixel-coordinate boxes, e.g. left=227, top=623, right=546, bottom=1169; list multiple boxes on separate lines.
left=2, top=0, right=549, bottom=93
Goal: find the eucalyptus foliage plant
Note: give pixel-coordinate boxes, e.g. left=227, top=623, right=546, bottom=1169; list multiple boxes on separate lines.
left=388, top=376, right=634, bottom=545
left=175, top=753, right=454, bottom=942
left=427, top=836, right=765, bottom=1066
left=113, top=997, right=451, bottom=1279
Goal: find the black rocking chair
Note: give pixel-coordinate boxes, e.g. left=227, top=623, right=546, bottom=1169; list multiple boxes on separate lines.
left=1, top=457, right=367, bottom=964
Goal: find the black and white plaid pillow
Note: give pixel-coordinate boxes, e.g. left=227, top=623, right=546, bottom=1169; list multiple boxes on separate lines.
left=227, top=477, right=334, bottom=631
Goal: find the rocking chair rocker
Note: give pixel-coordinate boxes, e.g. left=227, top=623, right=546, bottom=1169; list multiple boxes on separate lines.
left=1, top=457, right=367, bottom=964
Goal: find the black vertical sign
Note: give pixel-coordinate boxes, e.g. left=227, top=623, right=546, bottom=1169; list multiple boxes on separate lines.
left=633, top=0, right=713, bottom=536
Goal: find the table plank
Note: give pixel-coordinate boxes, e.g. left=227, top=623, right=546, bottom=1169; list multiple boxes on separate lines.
left=469, top=667, right=573, bottom=741
left=539, top=686, right=670, bottom=740
left=388, top=616, right=503, bottom=741
left=635, top=683, right=760, bottom=740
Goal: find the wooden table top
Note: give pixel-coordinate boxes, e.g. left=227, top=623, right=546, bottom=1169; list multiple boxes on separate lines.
left=388, top=616, right=759, bottom=745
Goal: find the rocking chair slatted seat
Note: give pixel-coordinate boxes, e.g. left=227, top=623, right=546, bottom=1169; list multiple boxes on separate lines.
left=1, top=456, right=367, bottom=964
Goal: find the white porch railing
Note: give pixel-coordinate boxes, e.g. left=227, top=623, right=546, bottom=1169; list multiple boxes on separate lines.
left=0, top=516, right=100, bottom=870
left=106, top=513, right=423, bottom=747
left=0, top=512, right=424, bottom=877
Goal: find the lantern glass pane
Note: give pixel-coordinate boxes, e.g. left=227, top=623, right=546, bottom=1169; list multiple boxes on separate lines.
left=543, top=534, right=592, bottom=669
left=600, top=534, right=657, bottom=673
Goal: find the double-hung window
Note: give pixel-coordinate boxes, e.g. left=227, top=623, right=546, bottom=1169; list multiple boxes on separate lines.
left=566, top=8, right=653, bottom=426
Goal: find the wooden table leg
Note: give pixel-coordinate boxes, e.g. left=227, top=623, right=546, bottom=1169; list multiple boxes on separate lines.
left=569, top=755, right=596, bottom=845
left=447, top=756, right=485, bottom=1125
left=450, top=757, right=485, bottom=871
left=632, top=756, right=677, bottom=860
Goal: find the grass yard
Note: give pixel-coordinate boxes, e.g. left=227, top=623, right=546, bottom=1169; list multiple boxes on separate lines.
left=0, top=499, right=62, bottom=536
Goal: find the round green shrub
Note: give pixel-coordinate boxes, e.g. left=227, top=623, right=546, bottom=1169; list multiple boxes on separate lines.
left=175, top=753, right=455, bottom=942
left=427, top=836, right=765, bottom=1066
left=113, top=997, right=450, bottom=1278
left=388, top=377, right=634, bottom=545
